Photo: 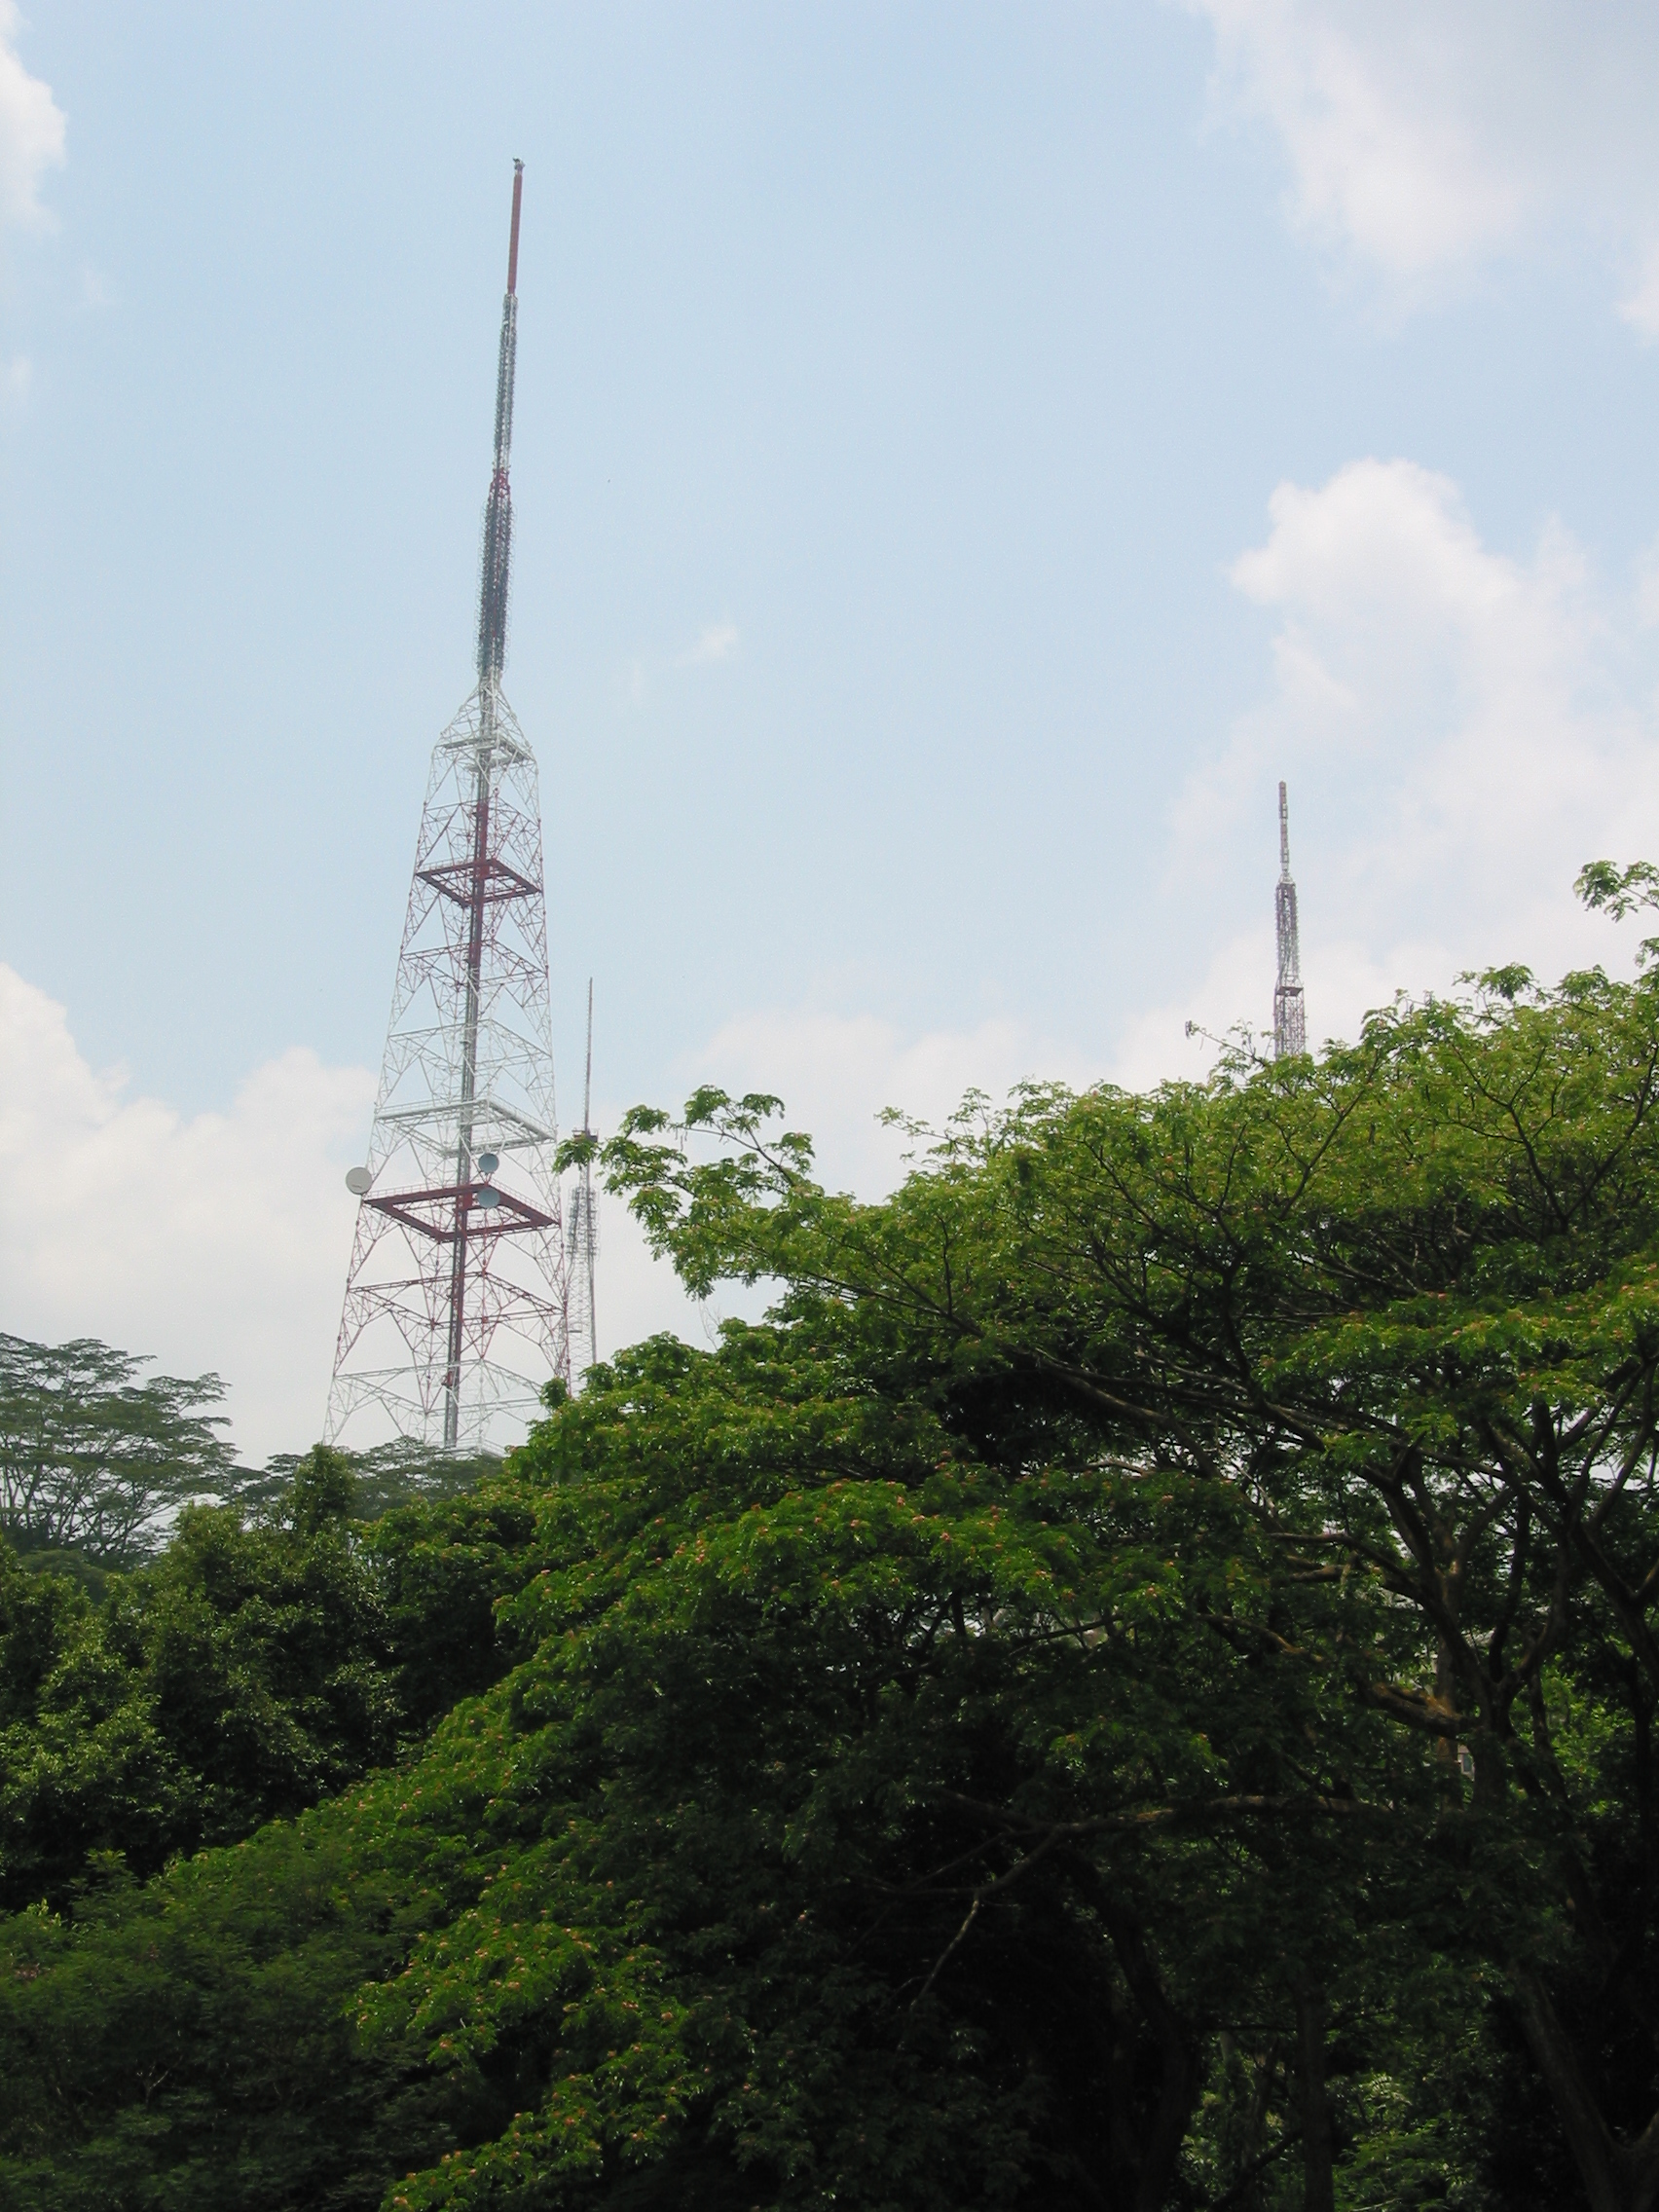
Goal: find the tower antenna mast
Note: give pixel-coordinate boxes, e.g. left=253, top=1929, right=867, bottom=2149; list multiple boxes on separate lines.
left=477, top=159, right=523, bottom=696
left=567, top=978, right=600, bottom=1375
left=327, top=161, right=573, bottom=1455
left=1272, top=780, right=1307, bottom=1058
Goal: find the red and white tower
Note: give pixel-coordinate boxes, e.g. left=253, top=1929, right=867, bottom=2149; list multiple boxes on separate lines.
left=327, top=163, right=571, bottom=1452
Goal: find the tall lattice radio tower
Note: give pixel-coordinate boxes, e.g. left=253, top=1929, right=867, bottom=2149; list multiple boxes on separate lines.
left=1272, top=780, right=1307, bottom=1059
left=326, top=162, right=571, bottom=1452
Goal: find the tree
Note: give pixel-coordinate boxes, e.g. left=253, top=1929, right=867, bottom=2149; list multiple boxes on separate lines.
left=0, top=1822, right=421, bottom=2212
left=0, top=1448, right=540, bottom=1911
left=242, top=1439, right=501, bottom=1525
left=580, top=875, right=1659, bottom=2211
left=0, top=1334, right=238, bottom=1568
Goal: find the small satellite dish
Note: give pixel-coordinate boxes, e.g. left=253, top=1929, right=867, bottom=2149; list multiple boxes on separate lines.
left=477, top=1150, right=499, bottom=1175
left=475, top=1185, right=500, bottom=1211
left=345, top=1166, right=373, bottom=1197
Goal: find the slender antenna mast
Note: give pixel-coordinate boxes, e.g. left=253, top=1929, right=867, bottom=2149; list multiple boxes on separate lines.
left=477, top=159, right=523, bottom=694
left=583, top=978, right=593, bottom=1130
left=1272, top=781, right=1307, bottom=1058
left=568, top=978, right=600, bottom=1373
left=583, top=979, right=596, bottom=1365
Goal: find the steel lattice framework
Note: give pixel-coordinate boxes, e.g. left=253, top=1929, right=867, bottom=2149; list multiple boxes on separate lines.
left=1272, top=779, right=1307, bottom=1059
left=327, top=162, right=571, bottom=1452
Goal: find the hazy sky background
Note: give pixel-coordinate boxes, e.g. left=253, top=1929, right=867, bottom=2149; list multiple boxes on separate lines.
left=8, top=1, right=1659, bottom=1458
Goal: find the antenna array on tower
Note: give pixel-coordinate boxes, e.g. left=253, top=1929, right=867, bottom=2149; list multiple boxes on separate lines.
left=1272, top=780, right=1307, bottom=1059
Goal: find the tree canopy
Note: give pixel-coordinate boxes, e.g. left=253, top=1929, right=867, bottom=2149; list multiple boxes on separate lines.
left=0, top=1449, right=536, bottom=1915
left=0, top=1335, right=238, bottom=1569
left=5, top=880, right=1659, bottom=2209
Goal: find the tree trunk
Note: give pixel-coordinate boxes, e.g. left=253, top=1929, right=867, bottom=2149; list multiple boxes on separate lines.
left=1510, top=1964, right=1659, bottom=2212
left=1104, top=1981, right=1140, bottom=2209
left=1294, top=1983, right=1335, bottom=2212
left=1102, top=1905, right=1198, bottom=2212
left=1065, top=1856, right=1199, bottom=2209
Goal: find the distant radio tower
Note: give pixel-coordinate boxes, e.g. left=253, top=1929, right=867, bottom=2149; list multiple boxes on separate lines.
left=326, top=162, right=572, bottom=1453
left=1272, top=780, right=1307, bottom=1058
left=565, top=979, right=599, bottom=1374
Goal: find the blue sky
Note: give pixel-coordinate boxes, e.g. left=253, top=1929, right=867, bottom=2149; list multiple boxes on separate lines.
left=7, top=2, right=1659, bottom=1456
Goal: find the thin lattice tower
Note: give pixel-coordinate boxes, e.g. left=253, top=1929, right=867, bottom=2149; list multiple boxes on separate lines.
left=1272, top=780, right=1307, bottom=1059
left=564, top=978, right=599, bottom=1376
left=326, top=162, right=571, bottom=1452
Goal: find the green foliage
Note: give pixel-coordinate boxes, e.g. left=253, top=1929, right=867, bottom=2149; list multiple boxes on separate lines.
left=247, top=1440, right=503, bottom=1526
left=0, top=1824, right=426, bottom=2211
left=8, top=887, right=1659, bottom=2206
left=0, top=1329, right=1467, bottom=2209
left=358, top=1478, right=539, bottom=1736
left=0, top=1332, right=238, bottom=1567
left=0, top=1449, right=542, bottom=1912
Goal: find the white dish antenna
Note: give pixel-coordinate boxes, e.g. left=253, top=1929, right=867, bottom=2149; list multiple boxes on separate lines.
left=345, top=1165, right=373, bottom=1197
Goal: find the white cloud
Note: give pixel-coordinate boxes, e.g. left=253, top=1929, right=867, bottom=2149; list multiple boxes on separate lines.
left=0, top=966, right=713, bottom=1456
left=686, top=621, right=739, bottom=665
left=681, top=1007, right=1094, bottom=1198
left=1618, top=241, right=1659, bottom=341
left=1159, top=455, right=1659, bottom=1067
left=0, top=967, right=375, bottom=1464
left=1186, top=0, right=1659, bottom=321
left=0, top=2, right=64, bottom=233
